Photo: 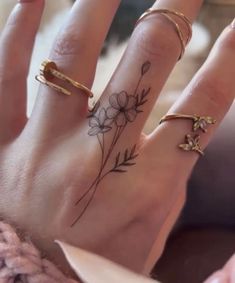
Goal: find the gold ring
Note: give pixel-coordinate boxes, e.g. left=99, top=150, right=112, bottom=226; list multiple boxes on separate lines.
left=159, top=114, right=216, bottom=156
left=35, top=60, right=94, bottom=98
left=159, top=13, right=185, bottom=59
left=136, top=8, right=192, bottom=60
left=35, top=75, right=71, bottom=96
left=179, top=134, right=204, bottom=156
left=160, top=114, right=216, bottom=133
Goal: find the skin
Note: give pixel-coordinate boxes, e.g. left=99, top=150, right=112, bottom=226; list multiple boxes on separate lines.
left=1, top=0, right=235, bottom=281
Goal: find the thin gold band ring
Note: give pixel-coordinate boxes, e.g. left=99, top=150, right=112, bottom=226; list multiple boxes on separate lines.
left=136, top=8, right=192, bottom=60
left=137, top=8, right=192, bottom=43
left=159, top=13, right=185, bottom=59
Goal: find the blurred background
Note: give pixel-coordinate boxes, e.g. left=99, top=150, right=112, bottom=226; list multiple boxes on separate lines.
left=1, top=1, right=235, bottom=282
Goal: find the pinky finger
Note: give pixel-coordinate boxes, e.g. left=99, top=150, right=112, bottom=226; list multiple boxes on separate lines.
left=0, top=0, right=45, bottom=142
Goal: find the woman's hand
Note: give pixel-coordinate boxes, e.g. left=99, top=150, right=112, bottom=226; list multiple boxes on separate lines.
left=1, top=0, right=235, bottom=276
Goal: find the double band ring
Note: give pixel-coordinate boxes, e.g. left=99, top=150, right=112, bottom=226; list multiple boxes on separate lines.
left=160, top=113, right=216, bottom=156
left=36, top=60, right=94, bottom=98
left=136, top=8, right=192, bottom=60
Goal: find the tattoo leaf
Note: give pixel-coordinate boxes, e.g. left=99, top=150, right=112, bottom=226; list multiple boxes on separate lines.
left=141, top=61, right=151, bottom=76
left=136, top=87, right=151, bottom=108
left=123, top=162, right=136, bottom=166
left=142, top=87, right=151, bottom=98
left=112, top=169, right=127, bottom=173
left=111, top=145, right=139, bottom=174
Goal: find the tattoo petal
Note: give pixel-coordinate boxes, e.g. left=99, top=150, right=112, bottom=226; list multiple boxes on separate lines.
left=125, top=109, right=137, bottom=122
left=89, top=117, right=99, bottom=127
left=109, top=93, right=120, bottom=109
left=141, top=61, right=151, bottom=75
left=106, top=107, right=119, bottom=119
left=99, top=108, right=107, bottom=125
left=126, top=95, right=137, bottom=109
left=117, top=91, right=128, bottom=108
left=88, top=126, right=102, bottom=136
left=116, top=113, right=127, bottom=127
left=104, top=118, right=113, bottom=126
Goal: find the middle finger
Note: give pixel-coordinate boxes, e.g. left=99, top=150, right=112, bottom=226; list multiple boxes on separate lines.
left=99, top=0, right=203, bottom=146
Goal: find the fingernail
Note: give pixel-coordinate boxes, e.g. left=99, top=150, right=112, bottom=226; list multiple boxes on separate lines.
left=230, top=18, right=235, bottom=29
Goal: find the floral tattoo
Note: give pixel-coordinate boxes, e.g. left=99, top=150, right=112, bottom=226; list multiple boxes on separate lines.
left=71, top=61, right=151, bottom=227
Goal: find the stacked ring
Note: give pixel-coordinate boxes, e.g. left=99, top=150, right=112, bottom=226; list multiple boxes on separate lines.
left=136, top=8, right=193, bottom=60
left=36, top=60, right=94, bottom=98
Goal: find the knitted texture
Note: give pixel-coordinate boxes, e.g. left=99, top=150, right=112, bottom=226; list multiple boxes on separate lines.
left=0, top=222, right=79, bottom=283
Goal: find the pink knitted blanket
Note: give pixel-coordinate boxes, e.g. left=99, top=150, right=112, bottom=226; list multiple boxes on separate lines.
left=0, top=221, right=79, bottom=283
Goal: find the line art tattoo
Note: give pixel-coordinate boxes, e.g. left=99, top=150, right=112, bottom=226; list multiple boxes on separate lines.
left=71, top=61, right=151, bottom=227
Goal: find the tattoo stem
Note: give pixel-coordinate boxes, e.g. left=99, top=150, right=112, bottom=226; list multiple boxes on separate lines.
left=133, top=75, right=143, bottom=97
left=73, top=127, right=123, bottom=224
left=75, top=133, right=106, bottom=206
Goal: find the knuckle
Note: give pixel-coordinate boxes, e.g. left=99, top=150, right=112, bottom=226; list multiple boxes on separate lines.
left=6, top=7, right=33, bottom=31
left=53, top=33, right=86, bottom=57
left=192, top=76, right=232, bottom=111
left=134, top=17, right=180, bottom=60
left=6, top=13, right=24, bottom=29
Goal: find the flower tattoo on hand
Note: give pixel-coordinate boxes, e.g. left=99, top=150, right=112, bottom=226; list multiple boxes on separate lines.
left=71, top=61, right=151, bottom=226
left=88, top=108, right=112, bottom=136
left=106, top=92, right=138, bottom=126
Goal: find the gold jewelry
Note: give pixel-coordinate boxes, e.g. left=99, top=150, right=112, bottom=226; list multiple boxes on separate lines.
left=35, top=75, right=71, bottom=96
left=137, top=8, right=192, bottom=44
left=159, top=114, right=216, bottom=132
left=179, top=134, right=204, bottom=156
left=35, top=60, right=94, bottom=98
left=160, top=13, right=185, bottom=59
left=136, top=8, right=192, bottom=60
left=159, top=114, right=216, bottom=156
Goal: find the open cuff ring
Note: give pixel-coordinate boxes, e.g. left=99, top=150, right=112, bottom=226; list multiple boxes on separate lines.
left=160, top=114, right=216, bottom=133
left=35, top=60, right=94, bottom=98
left=160, top=113, right=216, bottom=156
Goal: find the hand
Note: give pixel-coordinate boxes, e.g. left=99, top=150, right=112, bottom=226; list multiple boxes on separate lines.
left=0, top=0, right=235, bottom=277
